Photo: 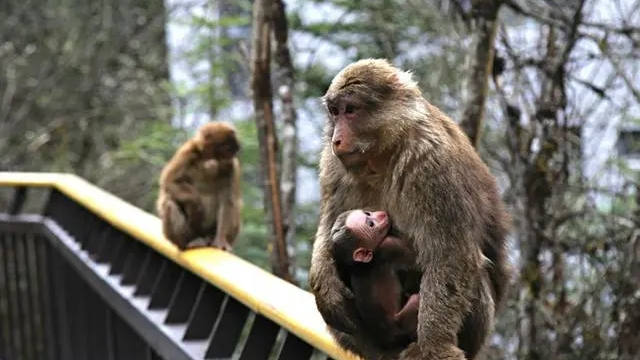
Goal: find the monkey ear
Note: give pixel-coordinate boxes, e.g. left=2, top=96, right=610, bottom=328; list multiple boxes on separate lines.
left=353, top=248, right=373, bottom=263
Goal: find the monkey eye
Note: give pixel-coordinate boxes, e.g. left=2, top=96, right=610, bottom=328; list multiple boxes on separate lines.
left=366, top=219, right=374, bottom=227
left=345, top=104, right=355, bottom=114
left=364, top=211, right=371, bottom=216
left=328, top=106, right=339, bottom=116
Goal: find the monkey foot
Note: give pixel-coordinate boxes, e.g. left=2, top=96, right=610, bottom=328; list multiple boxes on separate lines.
left=209, top=237, right=233, bottom=252
left=185, top=238, right=209, bottom=250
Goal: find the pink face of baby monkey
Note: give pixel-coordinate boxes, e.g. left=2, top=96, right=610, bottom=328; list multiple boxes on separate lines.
left=345, top=210, right=391, bottom=262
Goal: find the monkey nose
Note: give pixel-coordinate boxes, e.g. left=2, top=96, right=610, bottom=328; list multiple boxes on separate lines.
left=331, top=140, right=340, bottom=154
left=332, top=140, right=354, bottom=156
left=372, top=211, right=387, bottom=221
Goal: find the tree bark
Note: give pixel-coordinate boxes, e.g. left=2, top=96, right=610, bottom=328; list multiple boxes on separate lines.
left=616, top=185, right=640, bottom=359
left=517, top=3, right=585, bottom=358
left=459, top=0, right=503, bottom=148
left=249, top=0, right=296, bottom=284
left=272, top=0, right=299, bottom=272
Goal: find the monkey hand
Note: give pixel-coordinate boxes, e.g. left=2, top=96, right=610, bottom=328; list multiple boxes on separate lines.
left=393, top=342, right=465, bottom=360
left=425, top=344, right=466, bottom=360
left=185, top=238, right=209, bottom=249
left=313, top=276, right=357, bottom=334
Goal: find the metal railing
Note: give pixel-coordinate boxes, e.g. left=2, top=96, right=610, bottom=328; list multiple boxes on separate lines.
left=0, top=172, right=356, bottom=360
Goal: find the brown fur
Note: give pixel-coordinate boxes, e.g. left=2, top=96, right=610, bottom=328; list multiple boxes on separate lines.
left=331, top=210, right=419, bottom=349
left=156, top=121, right=243, bottom=251
left=308, top=59, right=512, bottom=360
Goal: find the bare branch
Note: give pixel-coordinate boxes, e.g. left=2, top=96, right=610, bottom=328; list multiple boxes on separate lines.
left=458, top=0, right=503, bottom=147
left=249, top=0, right=296, bottom=284
left=272, top=0, right=299, bottom=273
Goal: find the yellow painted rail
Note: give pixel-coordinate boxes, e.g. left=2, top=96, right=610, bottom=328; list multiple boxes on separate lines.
left=0, top=171, right=358, bottom=360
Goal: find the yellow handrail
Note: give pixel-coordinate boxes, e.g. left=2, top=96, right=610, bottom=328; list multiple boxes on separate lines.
left=0, top=171, right=358, bottom=360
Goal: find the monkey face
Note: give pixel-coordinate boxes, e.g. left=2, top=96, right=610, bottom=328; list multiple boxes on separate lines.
left=322, top=59, right=419, bottom=169
left=212, top=135, right=240, bottom=159
left=323, top=96, right=378, bottom=168
left=197, top=122, right=241, bottom=160
left=346, top=210, right=390, bottom=264
left=345, top=210, right=390, bottom=249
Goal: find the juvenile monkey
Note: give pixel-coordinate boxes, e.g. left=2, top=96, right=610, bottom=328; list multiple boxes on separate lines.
left=309, top=59, right=513, bottom=360
left=156, top=121, right=243, bottom=251
left=331, top=209, right=419, bottom=348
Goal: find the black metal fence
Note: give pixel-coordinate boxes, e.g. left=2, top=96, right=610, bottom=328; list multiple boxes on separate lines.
left=0, top=175, right=350, bottom=360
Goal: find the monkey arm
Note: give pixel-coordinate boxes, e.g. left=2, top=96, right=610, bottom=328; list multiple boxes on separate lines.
left=213, top=201, right=238, bottom=251
left=160, top=158, right=201, bottom=204
left=214, top=159, right=242, bottom=247
left=413, top=267, right=473, bottom=358
left=393, top=166, right=483, bottom=359
left=378, top=236, right=415, bottom=264
left=390, top=294, right=419, bottom=338
left=164, top=181, right=201, bottom=205
left=309, top=221, right=359, bottom=334
left=413, top=218, right=480, bottom=358
left=215, top=191, right=240, bottom=242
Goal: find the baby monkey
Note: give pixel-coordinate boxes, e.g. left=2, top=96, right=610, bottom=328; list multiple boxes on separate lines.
left=330, top=209, right=419, bottom=348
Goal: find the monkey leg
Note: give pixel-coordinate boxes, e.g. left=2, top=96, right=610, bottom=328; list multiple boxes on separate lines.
left=392, top=294, right=419, bottom=336
left=210, top=236, right=233, bottom=252
left=197, top=222, right=232, bottom=252
left=161, top=200, right=193, bottom=250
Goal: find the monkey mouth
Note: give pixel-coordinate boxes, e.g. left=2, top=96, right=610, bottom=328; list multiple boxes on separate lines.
left=336, top=150, right=366, bottom=168
left=216, top=142, right=240, bottom=158
left=374, top=219, right=390, bottom=249
left=378, top=220, right=390, bottom=236
left=373, top=212, right=389, bottom=229
left=216, top=148, right=238, bottom=159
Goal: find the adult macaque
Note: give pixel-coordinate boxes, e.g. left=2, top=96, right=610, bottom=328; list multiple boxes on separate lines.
left=309, top=59, right=512, bottom=360
left=331, top=209, right=419, bottom=348
left=157, top=121, right=243, bottom=252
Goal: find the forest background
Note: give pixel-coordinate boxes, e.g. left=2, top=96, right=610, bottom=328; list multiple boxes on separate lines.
left=1, top=0, right=639, bottom=359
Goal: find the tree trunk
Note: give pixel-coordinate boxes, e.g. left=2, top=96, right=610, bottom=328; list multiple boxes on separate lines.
left=459, top=0, right=502, bottom=148
left=272, top=0, right=299, bottom=272
left=518, top=3, right=585, bottom=356
left=616, top=186, right=640, bottom=359
left=249, top=0, right=296, bottom=284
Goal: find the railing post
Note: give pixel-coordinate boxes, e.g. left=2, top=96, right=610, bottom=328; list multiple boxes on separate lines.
left=7, top=186, right=27, bottom=215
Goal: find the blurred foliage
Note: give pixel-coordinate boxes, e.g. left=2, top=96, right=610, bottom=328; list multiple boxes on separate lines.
left=0, top=0, right=173, bottom=210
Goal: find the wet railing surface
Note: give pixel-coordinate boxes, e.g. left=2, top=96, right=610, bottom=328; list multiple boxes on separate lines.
left=0, top=172, right=356, bottom=360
